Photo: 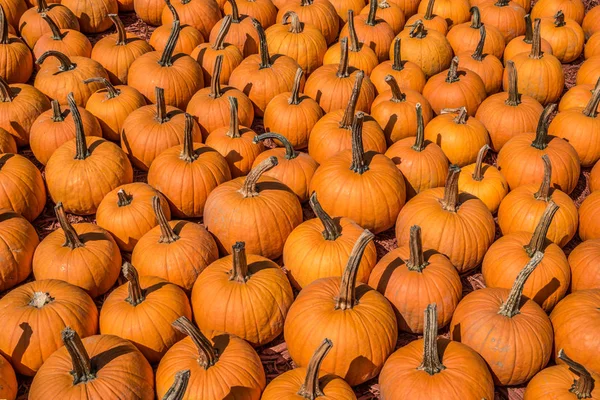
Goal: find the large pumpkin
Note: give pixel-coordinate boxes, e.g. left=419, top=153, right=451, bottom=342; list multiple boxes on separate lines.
left=446, top=6, right=505, bottom=58
left=370, top=37, right=427, bottom=94
left=0, top=152, right=46, bottom=221
left=0, top=208, right=38, bottom=292
left=569, top=239, right=600, bottom=291
left=538, top=10, right=584, bottom=63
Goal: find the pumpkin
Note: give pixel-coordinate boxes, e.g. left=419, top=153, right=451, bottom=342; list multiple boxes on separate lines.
left=405, top=0, right=448, bottom=34
left=134, top=0, right=165, bottom=26
left=416, top=0, right=470, bottom=26
left=18, top=0, right=79, bottom=49
left=447, top=6, right=505, bottom=58
left=497, top=154, right=578, bottom=246
left=359, top=0, right=405, bottom=35
left=583, top=5, right=600, bottom=38
left=205, top=96, right=263, bottom=177
left=385, top=103, right=449, bottom=197
left=390, top=20, right=453, bottom=78
left=0, top=5, right=32, bottom=84
left=479, top=0, right=526, bottom=42
left=277, top=0, right=339, bottom=45
left=577, top=56, right=600, bottom=86
left=550, top=290, right=600, bottom=376
left=161, top=0, right=221, bottom=39
left=456, top=26, right=504, bottom=95
left=60, top=0, right=117, bottom=33
left=100, top=262, right=192, bottom=363
left=150, top=2, right=204, bottom=56
left=310, top=112, right=405, bottom=233
left=323, top=12, right=379, bottom=76
left=369, top=226, right=461, bottom=333
left=423, top=56, right=487, bottom=116
left=128, top=20, right=204, bottom=109
left=396, top=165, right=495, bottom=273
left=476, top=60, right=544, bottom=150
left=569, top=239, right=600, bottom=291
left=371, top=74, right=432, bottom=144
left=209, top=0, right=259, bottom=57
left=0, top=279, right=98, bottom=376
left=0, top=153, right=45, bottom=221
left=0, top=354, right=16, bottom=400
left=30, top=99, right=102, bottom=165
left=0, top=126, right=14, bottom=152
left=285, top=230, right=397, bottom=386
left=329, top=0, right=367, bottom=22
left=262, top=339, right=356, bottom=400
left=83, top=77, right=146, bottom=142
left=116, top=0, right=133, bottom=11
left=35, top=51, right=108, bottom=106
left=45, top=93, right=133, bottom=215
left=148, top=114, right=232, bottom=217
left=283, top=192, right=377, bottom=289
left=91, top=14, right=153, bottom=85
left=156, top=316, right=266, bottom=399
left=29, top=328, right=154, bottom=399
left=379, top=304, right=495, bottom=399
left=503, top=13, right=553, bottom=64
left=229, top=19, right=300, bottom=116
left=223, top=0, right=276, bottom=28
left=0, top=0, right=26, bottom=30
left=252, top=132, right=318, bottom=202
left=424, top=107, right=490, bottom=166
left=121, top=87, right=202, bottom=171
left=204, top=156, right=303, bottom=258
left=263, top=67, right=323, bottom=149
left=370, top=37, right=427, bottom=94
left=392, top=0, right=419, bottom=17
left=586, top=33, right=600, bottom=59
left=548, top=78, right=600, bottom=167
left=538, top=10, right=583, bottom=63
left=0, top=209, right=38, bottom=292
left=579, top=191, right=600, bottom=241
left=524, top=349, right=600, bottom=400
left=32, top=13, right=92, bottom=61
left=505, top=18, right=564, bottom=105
left=592, top=160, right=600, bottom=192
left=531, top=0, right=584, bottom=24
left=191, top=241, right=294, bottom=346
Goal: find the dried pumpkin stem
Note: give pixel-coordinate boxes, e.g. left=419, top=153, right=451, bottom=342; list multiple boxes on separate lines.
left=452, top=107, right=468, bottom=124
left=62, top=327, right=95, bottom=384
left=123, top=262, right=146, bottom=305
left=283, top=11, right=303, bottom=33
left=524, top=200, right=559, bottom=256
left=470, top=6, right=482, bottom=28
left=495, top=0, right=509, bottom=6
left=440, top=165, right=461, bottom=212
left=411, top=103, right=426, bottom=152
left=51, top=100, right=64, bottom=122
left=530, top=18, right=543, bottom=59
left=497, top=252, right=544, bottom=317
left=180, top=114, right=198, bottom=162
left=108, top=14, right=127, bottom=46
left=253, top=19, right=271, bottom=69
left=445, top=57, right=461, bottom=83
left=335, top=229, right=375, bottom=310
left=524, top=14, right=533, bottom=43
left=228, top=0, right=241, bottom=23
left=297, top=339, right=333, bottom=399
left=116, top=189, right=133, bottom=207
left=0, top=5, right=7, bottom=45
left=391, top=38, right=404, bottom=71
left=558, top=349, right=595, bottom=398
left=172, top=317, right=218, bottom=369
left=472, top=144, right=490, bottom=181
left=554, top=10, right=565, bottom=27
left=0, top=77, right=13, bottom=102
left=209, top=55, right=224, bottom=99
left=300, top=0, right=313, bottom=4
left=350, top=112, right=369, bottom=174
left=254, top=132, right=297, bottom=159
left=367, top=0, right=378, bottom=25
left=408, top=20, right=427, bottom=39
left=583, top=77, right=600, bottom=118
left=153, top=196, right=179, bottom=243
left=385, top=75, right=406, bottom=103
left=289, top=68, right=303, bottom=105
left=29, top=291, right=54, bottom=308
left=55, top=202, right=84, bottom=249
left=534, top=154, right=552, bottom=201
left=37, top=0, right=49, bottom=13
left=36, top=50, right=76, bottom=71
left=309, top=192, right=341, bottom=241
left=406, top=225, right=429, bottom=272
left=417, top=304, right=445, bottom=375
left=339, top=70, right=364, bottom=129
left=158, top=19, right=181, bottom=67
left=230, top=242, right=249, bottom=283
left=239, top=156, right=278, bottom=198
left=155, top=87, right=169, bottom=123
left=212, top=15, right=232, bottom=50
left=83, top=77, right=119, bottom=99
left=424, top=0, right=435, bottom=20
left=471, top=26, right=486, bottom=61
left=337, top=37, right=350, bottom=78
left=68, top=93, right=90, bottom=160
left=505, top=60, right=522, bottom=106
left=41, top=13, right=63, bottom=40
left=227, top=96, right=241, bottom=138
left=531, top=104, right=556, bottom=149
left=162, top=370, right=191, bottom=400
left=347, top=10, right=361, bottom=52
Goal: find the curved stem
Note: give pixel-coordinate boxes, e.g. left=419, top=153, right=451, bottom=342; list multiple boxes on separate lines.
left=554, top=10, right=565, bottom=27
left=505, top=60, right=521, bottom=106
left=531, top=104, right=556, bottom=150
left=524, top=200, right=559, bottom=256
left=440, top=165, right=461, bottom=212
left=153, top=196, right=179, bottom=243
left=254, top=133, right=297, bottom=159
left=336, top=37, right=350, bottom=78
left=471, top=26, right=486, bottom=61
left=417, top=304, right=445, bottom=375
left=172, top=317, right=218, bottom=369
left=61, top=327, right=95, bottom=384
left=409, top=20, right=427, bottom=39
left=335, top=229, right=375, bottom=310
left=583, top=77, right=600, bottom=118
left=228, top=0, right=241, bottom=23
left=229, top=242, right=249, bottom=283
left=212, top=15, right=232, bottom=50
left=51, top=100, right=64, bottom=122
left=350, top=112, right=369, bottom=174
left=406, top=225, right=429, bottom=272
left=452, top=107, right=468, bottom=124
left=347, top=10, right=360, bottom=52
left=309, top=192, right=341, bottom=241
left=36, top=51, right=76, bottom=71
left=227, top=96, right=241, bottom=138
left=123, top=262, right=145, bottom=306
left=445, top=57, right=460, bottom=83
left=498, top=252, right=544, bottom=317
left=162, top=370, right=191, bottom=400
left=283, top=11, right=303, bottom=33
left=108, top=14, right=127, bottom=46
left=524, top=14, right=533, bottom=44
left=83, top=77, right=119, bottom=99
left=252, top=19, right=271, bottom=69
left=68, top=93, right=89, bottom=160
left=385, top=75, right=406, bottom=103
left=391, top=37, right=404, bottom=71
left=534, top=154, right=552, bottom=201
left=558, top=349, right=595, bottom=399
left=239, top=156, right=278, bottom=198
left=41, top=13, right=63, bottom=41
left=288, top=68, right=303, bottom=105
left=297, top=339, right=333, bottom=399
left=37, top=0, right=49, bottom=13
left=411, top=103, right=426, bottom=152
left=117, top=189, right=132, bottom=207
left=339, top=71, right=363, bottom=129
left=0, top=5, right=8, bottom=45
left=209, top=55, right=224, bottom=99
left=424, top=0, right=435, bottom=20
left=0, top=77, right=12, bottom=102
left=179, top=114, right=198, bottom=162
left=366, top=0, right=378, bottom=25
left=470, top=6, right=481, bottom=29
left=472, top=144, right=490, bottom=181
left=55, top=202, right=84, bottom=249
left=155, top=87, right=169, bottom=123
left=530, top=18, right=543, bottom=59
left=158, top=20, right=181, bottom=67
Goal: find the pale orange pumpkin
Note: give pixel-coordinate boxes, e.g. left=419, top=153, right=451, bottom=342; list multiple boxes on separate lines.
left=0, top=208, right=38, bottom=292
left=370, top=37, right=427, bottom=94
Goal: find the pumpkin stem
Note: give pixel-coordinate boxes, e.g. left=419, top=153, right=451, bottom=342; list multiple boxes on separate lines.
left=335, top=229, right=375, bottom=310
left=36, top=50, right=77, bottom=71
left=450, top=107, right=468, bottom=124
left=123, top=262, right=146, bottom=306
left=350, top=112, right=369, bottom=174
left=51, top=100, right=64, bottom=122
left=230, top=242, right=249, bottom=283
left=55, top=202, right=84, bottom=249
left=531, top=104, right=556, bottom=149
left=108, top=14, right=127, bottom=46
left=367, top=0, right=378, bottom=25
left=470, top=6, right=482, bottom=28
left=300, top=0, right=314, bottom=4
left=172, top=317, right=219, bottom=369
left=424, top=0, right=435, bottom=20
left=62, top=327, right=95, bottom=384
left=37, top=0, right=49, bottom=13
left=0, top=77, right=13, bottom=102
left=180, top=114, right=198, bottom=162
left=339, top=70, right=364, bottom=129
left=583, top=77, right=600, bottom=118
left=524, top=14, right=533, bottom=43
left=391, top=38, right=404, bottom=71
left=497, top=251, right=544, bottom=317
left=158, top=19, right=181, bottom=67
left=472, top=144, right=490, bottom=181
left=83, top=77, right=120, bottom=99
left=417, top=304, right=446, bottom=375
left=411, top=104, right=426, bottom=152
left=209, top=55, right=224, bottom=99
left=116, top=189, right=133, bottom=207
left=283, top=11, right=303, bottom=33
left=0, top=5, right=8, bottom=45
left=445, top=57, right=461, bottom=83
left=558, top=349, right=595, bottom=399
left=440, top=165, right=461, bottom=212
left=494, top=0, right=509, bottom=7
left=253, top=19, right=271, bottom=69
left=41, top=13, right=63, bottom=41
left=297, top=339, right=333, bottom=399
left=337, top=37, right=350, bottom=78
left=153, top=196, right=179, bottom=243
left=68, top=93, right=90, bottom=160
left=408, top=20, right=427, bottom=39
left=385, top=75, right=406, bottom=103
left=534, top=154, right=552, bottom=201
left=212, top=15, right=232, bottom=50
left=529, top=18, right=543, bottom=59
left=155, top=87, right=169, bottom=123
left=347, top=10, right=361, bottom=52
left=254, top=132, right=297, bottom=159
left=29, top=291, right=54, bottom=308
left=524, top=200, right=559, bottom=256
left=505, top=60, right=522, bottom=106
left=406, top=225, right=429, bottom=272
left=554, top=10, right=565, bottom=27
left=289, top=68, right=303, bottom=105
left=239, top=156, right=278, bottom=198
left=227, top=96, right=241, bottom=138
left=471, top=26, right=486, bottom=61
left=309, top=192, right=341, bottom=241
left=228, top=0, right=241, bottom=23
left=162, top=370, right=191, bottom=400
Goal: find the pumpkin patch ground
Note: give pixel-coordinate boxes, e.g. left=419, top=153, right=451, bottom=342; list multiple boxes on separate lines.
left=0, top=0, right=599, bottom=398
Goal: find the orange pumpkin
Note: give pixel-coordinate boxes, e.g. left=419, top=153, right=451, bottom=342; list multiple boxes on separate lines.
left=360, top=0, right=405, bottom=35
left=0, top=354, right=16, bottom=400
left=447, top=6, right=505, bottom=58
left=568, top=239, right=600, bottom=291
left=577, top=56, right=600, bottom=86
left=416, top=0, right=470, bottom=26
left=370, top=37, right=427, bottom=94
left=150, top=2, right=204, bottom=56
left=479, top=0, right=526, bottom=42
left=586, top=33, right=600, bottom=59
left=592, top=160, right=600, bottom=192
left=329, top=0, right=367, bottom=22
left=0, top=9, right=30, bottom=85
left=538, top=10, right=583, bottom=63
left=0, top=153, right=46, bottom=221
left=32, top=13, right=92, bottom=61
left=583, top=5, right=600, bottom=38
left=579, top=191, right=600, bottom=241
left=0, top=127, right=14, bottom=153
left=456, top=26, right=504, bottom=95
left=0, top=209, right=38, bottom=292
left=405, top=0, right=448, bottom=34
left=18, top=0, right=79, bottom=49
left=276, top=0, right=340, bottom=45
left=60, top=0, right=117, bottom=33
left=222, top=0, right=277, bottom=28
left=134, top=0, right=165, bottom=25
left=390, top=0, right=419, bottom=17
left=503, top=13, right=553, bottom=64
left=531, top=0, right=584, bottom=24
left=161, top=0, right=221, bottom=39
left=209, top=0, right=259, bottom=57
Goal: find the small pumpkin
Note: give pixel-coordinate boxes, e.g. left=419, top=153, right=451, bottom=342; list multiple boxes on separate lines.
left=530, top=0, right=584, bottom=24
left=583, top=5, right=600, bottom=38
left=447, top=6, right=505, bottom=58
left=150, top=1, right=204, bottom=56
left=503, top=13, right=553, bottom=64
left=0, top=5, right=32, bottom=84
left=134, top=0, right=165, bottom=26
left=416, top=0, right=471, bottom=27
left=456, top=26, right=504, bottom=95
left=0, top=354, right=16, bottom=400
left=161, top=0, right=221, bottom=39
left=276, top=0, right=339, bottom=45
left=579, top=191, right=600, bottom=241
left=538, top=10, right=584, bottom=63
left=60, top=0, right=117, bottom=33
left=209, top=0, right=259, bottom=57
left=222, top=0, right=277, bottom=28
left=0, top=208, right=38, bottom=292
left=360, top=0, right=405, bottom=35
left=405, top=0, right=448, bottom=34
left=370, top=37, right=427, bottom=94
left=568, top=239, right=600, bottom=291
left=479, top=0, right=526, bottom=42
left=0, top=153, right=46, bottom=221
left=18, top=0, right=79, bottom=49
left=32, top=13, right=91, bottom=61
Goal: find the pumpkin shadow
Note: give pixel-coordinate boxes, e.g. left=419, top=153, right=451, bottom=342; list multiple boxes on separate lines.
left=451, top=322, right=461, bottom=342
left=87, top=139, right=104, bottom=154
left=11, top=322, right=33, bottom=370
left=79, top=232, right=111, bottom=243
left=0, top=153, right=14, bottom=169
left=172, top=220, right=188, bottom=235
left=346, top=355, right=378, bottom=384
left=532, top=277, right=561, bottom=308
left=0, top=210, right=20, bottom=223
left=143, top=281, right=169, bottom=296
left=92, top=345, right=138, bottom=372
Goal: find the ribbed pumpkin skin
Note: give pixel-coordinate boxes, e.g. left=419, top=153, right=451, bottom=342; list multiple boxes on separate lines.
left=60, top=0, right=117, bottom=33
left=19, top=4, right=80, bottom=49
left=91, top=32, right=153, bottom=85
left=458, top=163, right=508, bottom=213
left=156, top=333, right=266, bottom=399
left=450, top=288, right=553, bottom=385
left=192, top=42, right=244, bottom=84
left=100, top=276, right=192, bottom=363
left=276, top=0, right=340, bottom=45
left=339, top=14, right=395, bottom=63
left=379, top=339, right=495, bottom=400
left=262, top=368, right=356, bottom=400
left=0, top=354, right=16, bottom=400
left=149, top=25, right=205, bottom=56
left=29, top=334, right=154, bottom=400
left=391, top=27, right=453, bottom=78
left=583, top=6, right=600, bottom=38
left=0, top=0, right=27, bottom=29
left=161, top=0, right=221, bottom=38
left=422, top=66, right=487, bottom=116
left=209, top=15, right=259, bottom=57
left=0, top=153, right=46, bottom=221
left=560, top=84, right=600, bottom=112
left=579, top=191, right=600, bottom=241
left=457, top=50, right=504, bottom=96
left=360, top=1, right=405, bottom=35
left=223, top=0, right=277, bottom=28
left=539, top=16, right=584, bottom=63
left=321, top=39, right=378, bottom=76
left=503, top=34, right=553, bottom=65
left=134, top=0, right=165, bottom=26
left=0, top=34, right=33, bottom=84
left=593, top=161, right=600, bottom=192
left=479, top=0, right=527, bottom=42
left=417, top=0, right=470, bottom=26
left=205, top=127, right=264, bottom=178
left=0, top=209, right=38, bottom=292
left=0, top=128, right=15, bottom=153
left=0, top=83, right=50, bottom=146
left=569, top=239, right=600, bottom=291
left=548, top=108, right=600, bottom=168
left=531, top=0, right=584, bottom=24
left=0, top=279, right=98, bottom=376
left=576, top=56, right=600, bottom=86
left=405, top=12, right=448, bottom=35
left=284, top=278, right=398, bottom=386
left=550, top=290, right=600, bottom=376
left=506, top=51, right=564, bottom=106
left=370, top=59, right=427, bottom=94
left=447, top=21, right=506, bottom=59
left=327, top=0, right=367, bottom=22
left=32, top=29, right=92, bottom=61
left=524, top=363, right=600, bottom=400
